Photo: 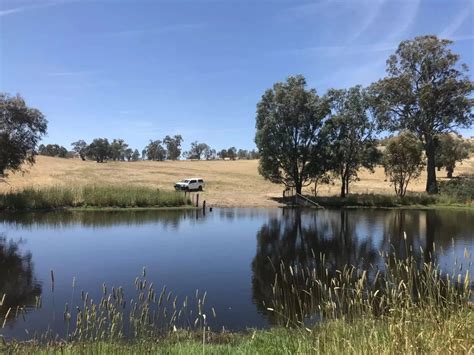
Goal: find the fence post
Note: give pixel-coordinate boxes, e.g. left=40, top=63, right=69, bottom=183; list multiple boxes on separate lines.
left=196, top=193, right=199, bottom=207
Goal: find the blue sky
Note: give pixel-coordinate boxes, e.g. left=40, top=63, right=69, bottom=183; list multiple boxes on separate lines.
left=1, top=0, right=473, bottom=152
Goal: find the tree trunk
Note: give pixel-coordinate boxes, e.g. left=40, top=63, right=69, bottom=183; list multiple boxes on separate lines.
left=340, top=178, right=346, bottom=198
left=446, top=167, right=453, bottom=178
left=425, top=138, right=438, bottom=194
left=295, top=178, right=302, bottom=195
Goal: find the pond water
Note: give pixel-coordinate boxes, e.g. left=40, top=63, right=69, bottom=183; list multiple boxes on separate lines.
left=0, top=208, right=473, bottom=339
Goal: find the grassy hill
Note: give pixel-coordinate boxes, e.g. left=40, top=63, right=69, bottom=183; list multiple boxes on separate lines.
left=1, top=156, right=473, bottom=207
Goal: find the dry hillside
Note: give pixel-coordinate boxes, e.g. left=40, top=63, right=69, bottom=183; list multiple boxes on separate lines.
left=1, top=156, right=473, bottom=207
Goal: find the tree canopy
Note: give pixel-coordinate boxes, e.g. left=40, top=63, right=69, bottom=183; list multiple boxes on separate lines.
left=255, top=75, right=330, bottom=194
left=0, top=93, right=48, bottom=178
left=325, top=86, right=380, bottom=197
left=435, top=133, right=471, bottom=178
left=369, top=35, right=474, bottom=194
left=383, top=132, right=424, bottom=197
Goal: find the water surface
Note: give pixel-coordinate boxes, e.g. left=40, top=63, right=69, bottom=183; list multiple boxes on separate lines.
left=0, top=208, right=472, bottom=339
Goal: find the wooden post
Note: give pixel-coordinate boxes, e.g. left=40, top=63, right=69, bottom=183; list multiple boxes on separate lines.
left=203, top=200, right=206, bottom=211
left=196, top=193, right=199, bottom=207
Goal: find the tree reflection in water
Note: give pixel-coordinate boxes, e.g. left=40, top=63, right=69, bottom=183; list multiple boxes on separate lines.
left=251, top=209, right=472, bottom=326
left=251, top=209, right=379, bottom=325
left=0, top=236, right=42, bottom=326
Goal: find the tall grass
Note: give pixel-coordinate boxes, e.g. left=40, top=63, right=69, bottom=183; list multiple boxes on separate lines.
left=1, top=243, right=472, bottom=353
left=0, top=186, right=192, bottom=210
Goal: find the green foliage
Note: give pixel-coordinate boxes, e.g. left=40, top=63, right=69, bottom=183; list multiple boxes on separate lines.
left=0, top=93, right=48, bottom=178
left=0, top=186, right=191, bottom=210
left=383, top=132, right=424, bottom=197
left=435, top=133, right=471, bottom=178
left=145, top=140, right=166, bottom=161
left=109, top=138, right=129, bottom=161
left=438, top=175, right=474, bottom=203
left=369, top=35, right=474, bottom=194
left=131, top=149, right=140, bottom=161
left=163, top=135, right=183, bottom=160
left=186, top=141, right=211, bottom=160
left=325, top=85, right=380, bottom=197
left=70, top=140, right=88, bottom=160
left=38, top=144, right=68, bottom=158
left=86, top=138, right=111, bottom=163
left=255, top=75, right=330, bottom=194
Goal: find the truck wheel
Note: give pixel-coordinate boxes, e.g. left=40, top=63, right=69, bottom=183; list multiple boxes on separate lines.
left=198, top=186, right=203, bottom=191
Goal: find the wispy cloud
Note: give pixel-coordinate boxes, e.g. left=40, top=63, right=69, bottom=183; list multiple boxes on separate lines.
left=0, top=0, right=78, bottom=17
left=106, top=23, right=206, bottom=38
left=280, top=43, right=397, bottom=57
left=46, top=71, right=93, bottom=77
left=439, top=1, right=473, bottom=39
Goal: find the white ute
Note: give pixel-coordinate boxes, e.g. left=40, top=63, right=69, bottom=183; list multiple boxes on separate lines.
left=174, top=178, right=205, bottom=191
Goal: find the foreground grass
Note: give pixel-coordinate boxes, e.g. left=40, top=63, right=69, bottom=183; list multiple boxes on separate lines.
left=3, top=309, right=473, bottom=354
left=0, top=186, right=192, bottom=210
left=1, top=248, right=472, bottom=354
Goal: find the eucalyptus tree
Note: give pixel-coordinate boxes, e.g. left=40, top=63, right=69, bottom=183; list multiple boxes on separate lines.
left=71, top=140, right=88, bottom=160
left=145, top=140, right=166, bottom=161
left=255, top=75, right=330, bottom=194
left=187, top=141, right=210, bottom=160
left=110, top=139, right=128, bottom=161
left=86, top=138, right=111, bottom=163
left=369, top=35, right=473, bottom=193
left=383, top=132, right=424, bottom=197
left=325, top=86, right=380, bottom=197
left=435, top=133, right=471, bottom=178
left=163, top=135, right=183, bottom=160
left=0, top=93, right=47, bottom=178
left=132, top=149, right=140, bottom=161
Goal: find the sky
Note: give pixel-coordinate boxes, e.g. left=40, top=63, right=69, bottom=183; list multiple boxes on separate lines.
left=1, top=0, right=473, bottom=153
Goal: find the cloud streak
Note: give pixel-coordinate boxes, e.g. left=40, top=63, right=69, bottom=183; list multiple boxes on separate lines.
left=106, top=23, right=206, bottom=38
left=0, top=0, right=78, bottom=17
left=439, top=1, right=472, bottom=39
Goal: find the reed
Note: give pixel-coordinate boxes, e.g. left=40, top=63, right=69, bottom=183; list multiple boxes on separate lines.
left=0, top=186, right=192, bottom=210
left=1, top=245, right=472, bottom=353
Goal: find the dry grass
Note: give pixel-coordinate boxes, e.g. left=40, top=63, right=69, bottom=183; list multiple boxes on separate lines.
left=1, top=156, right=473, bottom=207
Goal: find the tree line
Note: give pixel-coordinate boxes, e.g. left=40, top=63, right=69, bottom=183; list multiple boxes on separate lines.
left=255, top=35, right=473, bottom=196
left=36, top=136, right=260, bottom=162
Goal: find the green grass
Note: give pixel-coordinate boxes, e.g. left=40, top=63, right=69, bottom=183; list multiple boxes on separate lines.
left=0, top=186, right=192, bottom=210
left=1, top=247, right=472, bottom=354
left=4, top=311, right=472, bottom=354
left=307, top=175, right=474, bottom=208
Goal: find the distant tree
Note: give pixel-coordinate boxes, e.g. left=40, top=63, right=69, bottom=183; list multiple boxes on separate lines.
left=237, top=149, right=249, bottom=160
left=435, top=134, right=471, bottom=178
left=187, top=141, right=210, bottom=160
left=369, top=35, right=474, bottom=194
left=249, top=149, right=260, bottom=160
left=38, top=144, right=68, bottom=158
left=145, top=140, right=166, bottom=161
left=217, top=149, right=228, bottom=159
left=110, top=139, right=128, bottom=161
left=0, top=93, right=48, bottom=178
left=86, top=138, right=110, bottom=163
left=163, top=135, right=183, bottom=160
left=71, top=140, right=88, bottom=160
left=204, top=147, right=216, bottom=160
left=132, top=149, right=140, bottom=161
left=226, top=147, right=237, bottom=160
left=124, top=147, right=134, bottom=161
left=255, top=75, right=330, bottom=194
left=141, top=149, right=147, bottom=160
left=383, top=132, right=424, bottom=197
left=325, top=86, right=380, bottom=197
